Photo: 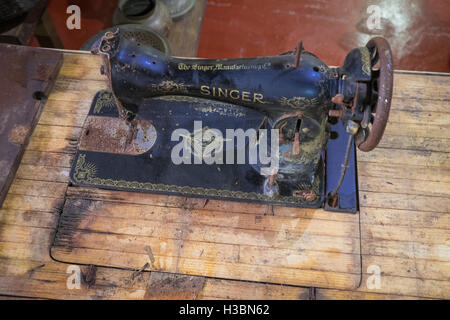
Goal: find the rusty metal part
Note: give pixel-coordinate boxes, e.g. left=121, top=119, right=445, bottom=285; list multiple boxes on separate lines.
left=131, top=262, right=149, bottom=280
left=293, top=189, right=317, bottom=202
left=292, top=131, right=300, bottom=155
left=78, top=116, right=157, bottom=155
left=328, top=192, right=339, bottom=208
left=144, top=245, right=156, bottom=268
left=268, top=173, right=276, bottom=187
left=82, top=264, right=97, bottom=288
left=331, top=93, right=345, bottom=105
left=294, top=40, right=304, bottom=68
left=272, top=112, right=305, bottom=129
left=27, top=263, right=45, bottom=278
left=361, top=103, right=371, bottom=128
left=103, top=31, right=116, bottom=41
left=0, top=43, right=62, bottom=209
left=81, top=24, right=171, bottom=55
left=96, top=29, right=132, bottom=122
left=351, top=82, right=359, bottom=114
left=357, top=37, right=393, bottom=152
left=330, top=93, right=352, bottom=108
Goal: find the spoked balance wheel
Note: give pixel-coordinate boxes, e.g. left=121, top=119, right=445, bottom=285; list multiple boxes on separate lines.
left=357, top=37, right=394, bottom=152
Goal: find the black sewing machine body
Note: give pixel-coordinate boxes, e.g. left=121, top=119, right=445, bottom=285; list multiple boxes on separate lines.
left=70, top=30, right=393, bottom=212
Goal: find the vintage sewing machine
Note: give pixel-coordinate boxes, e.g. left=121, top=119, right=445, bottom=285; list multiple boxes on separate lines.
left=70, top=29, right=393, bottom=213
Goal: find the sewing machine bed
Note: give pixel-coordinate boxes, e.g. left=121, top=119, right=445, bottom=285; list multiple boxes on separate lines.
left=69, top=90, right=358, bottom=212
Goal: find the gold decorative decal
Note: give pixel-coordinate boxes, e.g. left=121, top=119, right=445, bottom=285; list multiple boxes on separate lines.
left=73, top=154, right=97, bottom=181
left=359, top=47, right=371, bottom=76
left=279, top=96, right=320, bottom=109
left=200, top=85, right=266, bottom=104
left=72, top=153, right=315, bottom=205
left=178, top=62, right=271, bottom=72
left=151, top=80, right=189, bottom=93
left=93, top=90, right=115, bottom=114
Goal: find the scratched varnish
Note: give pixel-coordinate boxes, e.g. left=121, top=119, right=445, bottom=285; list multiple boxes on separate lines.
left=0, top=5, right=449, bottom=300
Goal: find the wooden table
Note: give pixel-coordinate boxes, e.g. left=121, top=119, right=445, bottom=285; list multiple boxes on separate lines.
left=0, top=1, right=449, bottom=299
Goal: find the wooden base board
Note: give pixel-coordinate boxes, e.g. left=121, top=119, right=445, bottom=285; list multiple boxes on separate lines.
left=51, top=187, right=362, bottom=290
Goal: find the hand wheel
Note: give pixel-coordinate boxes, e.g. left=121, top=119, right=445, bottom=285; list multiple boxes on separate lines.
left=357, top=37, right=394, bottom=152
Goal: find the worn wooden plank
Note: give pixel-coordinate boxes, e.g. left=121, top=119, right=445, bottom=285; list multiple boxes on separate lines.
left=5, top=181, right=447, bottom=286
left=52, top=247, right=360, bottom=289
left=199, top=278, right=309, bottom=300
left=390, top=97, right=449, bottom=113
left=383, top=122, right=450, bottom=140
left=360, top=191, right=449, bottom=212
left=49, top=78, right=108, bottom=100
left=0, top=258, right=309, bottom=300
left=357, top=148, right=449, bottom=168
left=57, top=197, right=359, bottom=235
left=15, top=164, right=70, bottom=183
left=32, top=124, right=82, bottom=139
left=51, top=196, right=361, bottom=289
left=1, top=194, right=64, bottom=213
left=392, top=73, right=450, bottom=100
left=44, top=99, right=92, bottom=114
left=360, top=255, right=449, bottom=281
left=8, top=178, right=67, bottom=198
left=57, top=54, right=105, bottom=81
left=26, top=136, right=78, bottom=153
left=361, top=224, right=448, bottom=246
left=316, top=289, right=434, bottom=300
left=387, top=110, right=449, bottom=126
left=354, top=274, right=449, bottom=298
left=38, top=111, right=87, bottom=128
left=0, top=209, right=58, bottom=229
left=0, top=225, right=55, bottom=247
left=358, top=162, right=450, bottom=183
left=360, top=207, right=449, bottom=229
left=21, top=150, right=73, bottom=167
left=0, top=44, right=63, bottom=209
left=359, top=176, right=450, bottom=198
left=377, top=134, right=449, bottom=153
left=362, top=238, right=449, bottom=262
